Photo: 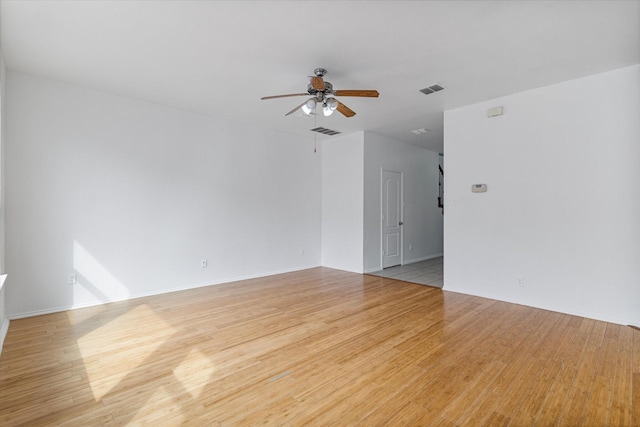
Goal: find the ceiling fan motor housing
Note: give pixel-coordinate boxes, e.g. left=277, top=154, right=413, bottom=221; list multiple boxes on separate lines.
left=308, top=81, right=333, bottom=99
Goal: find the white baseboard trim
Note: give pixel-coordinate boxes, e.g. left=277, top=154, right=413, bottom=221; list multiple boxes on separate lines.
left=364, top=252, right=444, bottom=274
left=364, top=253, right=443, bottom=274
left=443, top=285, right=637, bottom=327
left=0, top=274, right=8, bottom=355
left=9, top=264, right=321, bottom=320
left=403, top=252, right=443, bottom=265
left=0, top=317, right=9, bottom=355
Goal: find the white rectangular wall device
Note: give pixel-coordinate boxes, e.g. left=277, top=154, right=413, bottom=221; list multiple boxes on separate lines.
left=487, top=106, right=504, bottom=117
left=471, top=184, right=487, bottom=193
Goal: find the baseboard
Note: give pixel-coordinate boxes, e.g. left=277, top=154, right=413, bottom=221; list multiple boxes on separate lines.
left=443, top=284, right=636, bottom=327
left=403, top=252, right=443, bottom=265
left=365, top=252, right=443, bottom=274
left=0, top=275, right=8, bottom=355
left=9, top=263, right=321, bottom=320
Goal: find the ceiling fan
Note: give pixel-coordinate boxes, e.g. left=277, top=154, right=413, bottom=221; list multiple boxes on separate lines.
left=261, top=68, right=379, bottom=118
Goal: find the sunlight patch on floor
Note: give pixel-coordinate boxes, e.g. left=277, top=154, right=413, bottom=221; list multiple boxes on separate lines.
left=76, top=304, right=176, bottom=401
left=124, top=385, right=186, bottom=425
left=173, top=348, right=216, bottom=399
left=66, top=304, right=108, bottom=326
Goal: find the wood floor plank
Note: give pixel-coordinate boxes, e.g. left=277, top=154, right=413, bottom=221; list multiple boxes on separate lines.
left=562, top=317, right=595, bottom=369
left=558, top=386, right=591, bottom=426
left=0, top=267, right=635, bottom=425
left=633, top=373, right=640, bottom=426
left=531, top=363, right=579, bottom=425
left=573, top=320, right=607, bottom=392
left=481, top=411, right=511, bottom=427
left=583, top=374, right=614, bottom=425
left=633, top=326, right=640, bottom=374
left=455, top=390, right=504, bottom=426
left=440, top=359, right=507, bottom=424
left=508, top=358, right=563, bottom=424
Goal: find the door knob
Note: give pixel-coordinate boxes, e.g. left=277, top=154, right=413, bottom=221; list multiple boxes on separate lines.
left=399, top=221, right=404, bottom=225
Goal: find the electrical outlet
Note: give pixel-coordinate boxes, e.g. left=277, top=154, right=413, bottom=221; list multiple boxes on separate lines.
left=516, top=277, right=524, bottom=287
left=68, top=274, right=77, bottom=285
left=300, top=249, right=305, bottom=256
left=409, top=244, right=413, bottom=251
left=201, top=259, right=208, bottom=268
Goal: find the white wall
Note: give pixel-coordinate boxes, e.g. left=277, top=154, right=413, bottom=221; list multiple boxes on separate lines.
left=5, top=72, right=321, bottom=318
left=363, top=132, right=443, bottom=272
left=321, top=132, right=364, bottom=273
left=444, top=65, right=640, bottom=326
left=0, top=43, right=8, bottom=350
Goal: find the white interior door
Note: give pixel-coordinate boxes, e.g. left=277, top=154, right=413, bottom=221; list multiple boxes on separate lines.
left=382, top=170, right=402, bottom=268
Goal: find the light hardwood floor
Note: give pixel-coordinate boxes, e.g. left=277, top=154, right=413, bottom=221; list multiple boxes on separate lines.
left=0, top=267, right=638, bottom=426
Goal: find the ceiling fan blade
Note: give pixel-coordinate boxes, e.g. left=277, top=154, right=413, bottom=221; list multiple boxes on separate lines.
left=310, top=76, right=325, bottom=91
left=285, top=100, right=309, bottom=116
left=334, top=90, right=379, bottom=98
left=261, top=93, right=308, bottom=100
left=336, top=101, right=356, bottom=118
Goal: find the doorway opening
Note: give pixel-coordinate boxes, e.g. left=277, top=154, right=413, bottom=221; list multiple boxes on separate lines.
left=367, top=153, right=444, bottom=288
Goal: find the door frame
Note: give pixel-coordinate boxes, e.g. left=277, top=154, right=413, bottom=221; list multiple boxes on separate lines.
left=380, top=168, right=404, bottom=269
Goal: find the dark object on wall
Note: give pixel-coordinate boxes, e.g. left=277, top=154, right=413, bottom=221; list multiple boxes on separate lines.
left=438, top=164, right=444, bottom=214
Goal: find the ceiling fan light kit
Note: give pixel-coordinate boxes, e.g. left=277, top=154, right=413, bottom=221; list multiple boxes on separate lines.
left=302, top=98, right=317, bottom=115
left=261, top=68, right=379, bottom=118
left=322, top=98, right=338, bottom=116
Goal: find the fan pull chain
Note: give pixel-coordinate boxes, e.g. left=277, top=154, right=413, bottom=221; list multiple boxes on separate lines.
left=313, top=111, right=317, bottom=153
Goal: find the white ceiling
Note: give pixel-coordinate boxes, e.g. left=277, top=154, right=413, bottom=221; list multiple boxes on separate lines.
left=1, top=1, right=639, bottom=152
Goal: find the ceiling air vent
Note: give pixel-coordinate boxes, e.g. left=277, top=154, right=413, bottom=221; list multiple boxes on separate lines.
left=419, top=84, right=445, bottom=95
left=311, top=127, right=341, bottom=136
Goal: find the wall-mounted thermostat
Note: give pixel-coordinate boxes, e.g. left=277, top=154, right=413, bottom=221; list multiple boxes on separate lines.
left=487, top=106, right=504, bottom=117
left=471, top=184, right=487, bottom=193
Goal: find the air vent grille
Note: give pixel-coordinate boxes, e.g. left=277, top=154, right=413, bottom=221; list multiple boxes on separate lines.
left=311, top=127, right=341, bottom=136
left=419, top=84, right=445, bottom=95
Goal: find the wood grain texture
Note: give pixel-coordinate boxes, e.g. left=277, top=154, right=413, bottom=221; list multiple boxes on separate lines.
left=0, top=267, right=637, bottom=426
